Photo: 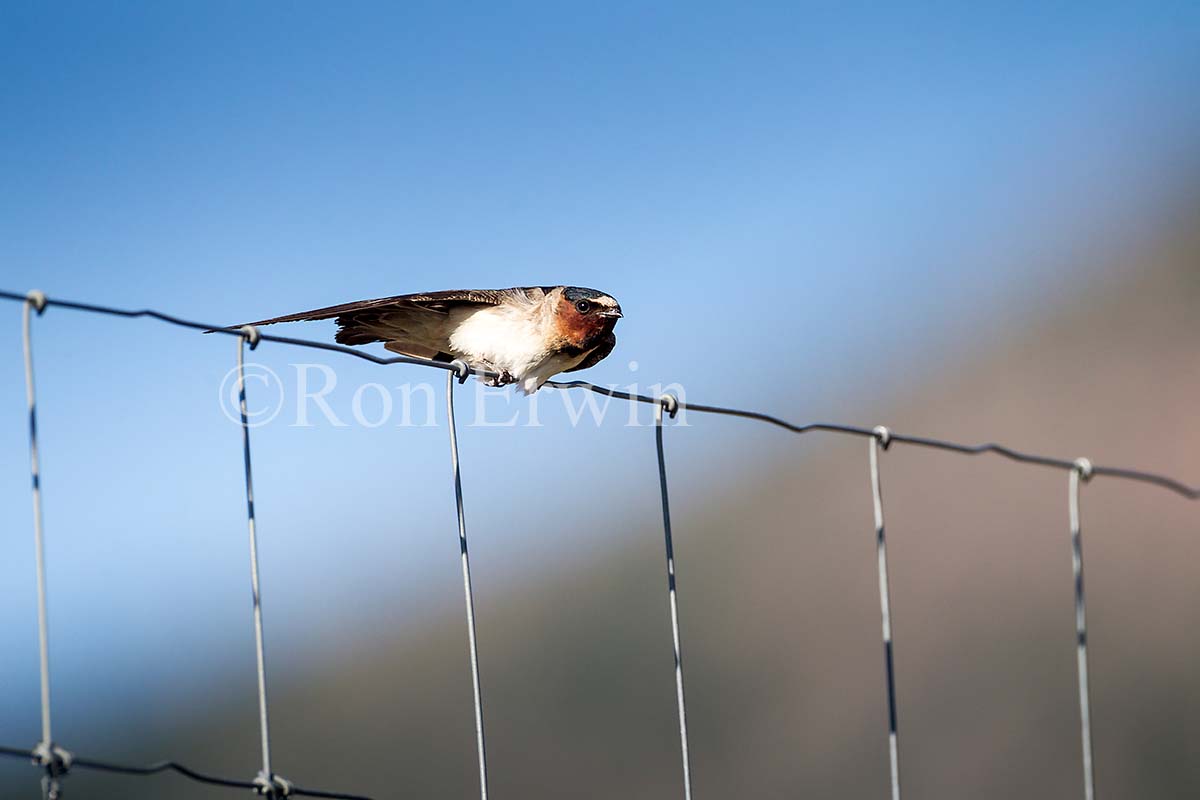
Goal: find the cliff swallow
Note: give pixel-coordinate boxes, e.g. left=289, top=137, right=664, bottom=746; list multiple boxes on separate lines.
left=241, top=286, right=622, bottom=393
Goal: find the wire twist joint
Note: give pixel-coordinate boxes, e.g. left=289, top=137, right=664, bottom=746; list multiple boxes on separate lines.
left=239, top=324, right=262, bottom=351
left=32, top=741, right=72, bottom=777
left=25, top=290, right=48, bottom=315
left=449, top=358, right=471, bottom=384
left=1073, top=457, right=1094, bottom=482
left=658, top=393, right=679, bottom=419
left=873, top=425, right=892, bottom=450
left=254, top=771, right=293, bottom=797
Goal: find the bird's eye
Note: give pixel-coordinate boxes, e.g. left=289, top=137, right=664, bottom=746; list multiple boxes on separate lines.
left=575, top=300, right=592, bottom=314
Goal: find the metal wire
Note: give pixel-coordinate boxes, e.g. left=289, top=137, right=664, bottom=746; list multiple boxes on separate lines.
left=0, top=290, right=461, bottom=372
left=21, top=293, right=65, bottom=800
left=869, top=428, right=901, bottom=800
left=237, top=328, right=284, bottom=795
left=22, top=297, right=51, bottom=738
left=545, top=382, right=1200, bottom=500
left=0, top=747, right=375, bottom=799
left=654, top=396, right=693, bottom=800
left=0, top=289, right=1195, bottom=499
left=4, top=288, right=1200, bottom=800
left=1069, top=460, right=1096, bottom=800
left=445, top=367, right=490, bottom=800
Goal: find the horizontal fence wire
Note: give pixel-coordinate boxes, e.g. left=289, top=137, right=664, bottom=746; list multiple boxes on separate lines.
left=0, top=289, right=1195, bottom=498
left=3, top=287, right=1199, bottom=800
left=0, top=745, right=374, bottom=799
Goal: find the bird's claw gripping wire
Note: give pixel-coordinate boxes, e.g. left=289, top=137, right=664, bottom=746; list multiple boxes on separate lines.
left=25, top=290, right=48, bottom=315
left=254, top=771, right=293, bottom=797
left=482, top=368, right=514, bottom=387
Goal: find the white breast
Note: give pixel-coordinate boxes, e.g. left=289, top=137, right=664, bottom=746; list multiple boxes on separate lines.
left=449, top=305, right=547, bottom=371
left=447, top=304, right=591, bottom=393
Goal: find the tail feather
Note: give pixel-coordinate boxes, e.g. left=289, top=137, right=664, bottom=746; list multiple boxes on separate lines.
left=234, top=292, right=438, bottom=329
left=205, top=300, right=381, bottom=335
left=210, top=295, right=462, bottom=360
left=208, top=297, right=409, bottom=337
left=384, top=341, right=453, bottom=361
left=334, top=321, right=384, bottom=346
left=245, top=302, right=374, bottom=327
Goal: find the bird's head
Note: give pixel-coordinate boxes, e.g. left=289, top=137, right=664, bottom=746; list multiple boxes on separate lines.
left=551, top=286, right=622, bottom=348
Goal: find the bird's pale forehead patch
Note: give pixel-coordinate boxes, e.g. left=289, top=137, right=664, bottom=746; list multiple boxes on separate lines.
left=561, top=286, right=617, bottom=306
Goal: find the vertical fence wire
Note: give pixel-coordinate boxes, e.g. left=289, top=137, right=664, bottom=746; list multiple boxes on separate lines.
left=236, top=327, right=279, bottom=794
left=869, top=428, right=901, bottom=800
left=22, top=292, right=68, bottom=800
left=1069, top=459, right=1096, bottom=800
left=23, top=299, right=52, bottom=752
left=445, top=367, right=489, bottom=800
left=654, top=397, right=693, bottom=800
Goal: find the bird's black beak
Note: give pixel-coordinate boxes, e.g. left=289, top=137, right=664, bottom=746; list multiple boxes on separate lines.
left=601, top=308, right=623, bottom=319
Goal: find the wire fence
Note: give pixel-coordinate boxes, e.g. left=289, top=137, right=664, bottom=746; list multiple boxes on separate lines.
left=1, top=287, right=1196, bottom=799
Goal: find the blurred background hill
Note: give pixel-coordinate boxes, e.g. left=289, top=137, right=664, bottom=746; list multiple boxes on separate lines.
left=2, top=4, right=1199, bottom=799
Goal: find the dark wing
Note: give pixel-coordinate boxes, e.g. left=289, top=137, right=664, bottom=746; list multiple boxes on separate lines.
left=242, top=288, right=527, bottom=327
left=235, top=287, right=547, bottom=348
left=564, top=331, right=616, bottom=373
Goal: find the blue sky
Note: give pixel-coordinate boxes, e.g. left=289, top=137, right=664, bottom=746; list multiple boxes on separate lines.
left=1, top=2, right=1198, bottom=739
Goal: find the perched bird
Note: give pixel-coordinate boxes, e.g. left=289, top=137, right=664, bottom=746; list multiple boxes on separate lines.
left=239, top=286, right=622, bottom=393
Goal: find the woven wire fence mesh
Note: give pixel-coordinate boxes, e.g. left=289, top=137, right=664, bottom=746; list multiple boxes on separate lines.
left=2, top=288, right=1197, bottom=800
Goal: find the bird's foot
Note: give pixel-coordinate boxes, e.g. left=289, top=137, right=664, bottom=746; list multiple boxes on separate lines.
left=484, top=369, right=515, bottom=387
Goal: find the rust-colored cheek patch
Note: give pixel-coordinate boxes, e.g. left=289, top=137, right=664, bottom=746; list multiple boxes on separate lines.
left=552, top=296, right=613, bottom=349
